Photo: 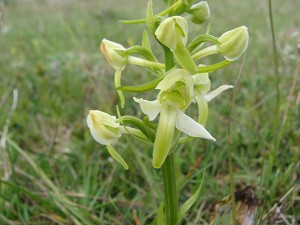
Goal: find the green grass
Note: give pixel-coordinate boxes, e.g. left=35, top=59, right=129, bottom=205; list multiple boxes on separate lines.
left=0, top=0, right=299, bottom=224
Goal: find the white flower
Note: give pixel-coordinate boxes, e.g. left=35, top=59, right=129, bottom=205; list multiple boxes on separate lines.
left=87, top=110, right=131, bottom=170
left=100, top=39, right=127, bottom=71
left=134, top=69, right=215, bottom=168
left=87, top=110, right=121, bottom=145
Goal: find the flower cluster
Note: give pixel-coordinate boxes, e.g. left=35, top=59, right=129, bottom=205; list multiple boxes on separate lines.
left=87, top=0, right=249, bottom=169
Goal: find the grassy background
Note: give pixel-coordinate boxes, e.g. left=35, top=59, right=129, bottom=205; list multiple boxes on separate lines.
left=0, top=0, right=299, bottom=224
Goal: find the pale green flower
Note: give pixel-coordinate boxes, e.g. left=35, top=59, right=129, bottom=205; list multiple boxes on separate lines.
left=87, top=110, right=128, bottom=169
left=87, top=110, right=150, bottom=170
left=134, top=69, right=215, bottom=168
left=87, top=110, right=122, bottom=145
left=192, top=26, right=249, bottom=61
left=192, top=73, right=233, bottom=125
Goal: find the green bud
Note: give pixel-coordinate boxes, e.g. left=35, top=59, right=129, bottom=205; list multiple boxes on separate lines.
left=188, top=1, right=210, bottom=24
left=100, top=39, right=127, bottom=71
left=192, top=26, right=249, bottom=62
left=218, top=26, right=249, bottom=61
left=155, top=16, right=188, bottom=51
left=155, top=16, right=197, bottom=73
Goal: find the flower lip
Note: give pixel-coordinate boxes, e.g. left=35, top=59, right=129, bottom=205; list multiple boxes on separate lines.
left=156, top=69, right=194, bottom=109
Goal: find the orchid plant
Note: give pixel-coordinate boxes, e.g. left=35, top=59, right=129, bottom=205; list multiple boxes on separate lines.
left=87, top=0, right=248, bottom=224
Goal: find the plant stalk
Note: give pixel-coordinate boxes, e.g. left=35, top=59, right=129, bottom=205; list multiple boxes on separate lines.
left=162, top=153, right=178, bottom=225
left=266, top=0, right=280, bottom=184
left=160, top=46, right=178, bottom=225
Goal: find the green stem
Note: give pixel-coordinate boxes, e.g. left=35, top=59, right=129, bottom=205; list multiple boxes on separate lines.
left=266, top=0, right=280, bottom=184
left=162, top=154, right=178, bottom=225
left=160, top=45, right=178, bottom=225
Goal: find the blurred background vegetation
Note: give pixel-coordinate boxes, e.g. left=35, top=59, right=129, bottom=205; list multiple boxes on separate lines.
left=0, top=0, right=299, bottom=224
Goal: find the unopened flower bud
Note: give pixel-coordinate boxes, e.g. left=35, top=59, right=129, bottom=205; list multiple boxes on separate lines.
left=188, top=1, right=210, bottom=25
left=100, top=39, right=127, bottom=71
left=87, top=110, right=121, bottom=145
left=218, top=26, right=249, bottom=61
left=155, top=16, right=188, bottom=51
left=155, top=16, right=197, bottom=73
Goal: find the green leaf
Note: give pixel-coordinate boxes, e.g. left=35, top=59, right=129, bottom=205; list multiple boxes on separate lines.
left=106, top=145, right=129, bottom=170
left=118, top=75, right=165, bottom=92
left=126, top=45, right=157, bottom=62
left=197, top=60, right=231, bottom=73
left=119, top=18, right=145, bottom=24
left=142, top=30, right=154, bottom=54
left=156, top=202, right=166, bottom=225
left=177, top=171, right=205, bottom=224
left=118, top=115, right=155, bottom=142
left=187, top=34, right=220, bottom=52
left=146, top=0, right=155, bottom=35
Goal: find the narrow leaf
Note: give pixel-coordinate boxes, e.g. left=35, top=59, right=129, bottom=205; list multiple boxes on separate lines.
left=177, top=171, right=205, bottom=223
left=156, top=202, right=166, bottom=225
left=142, top=30, right=152, bottom=52
left=118, top=75, right=165, bottom=92
left=187, top=34, right=219, bottom=52
left=106, top=145, right=129, bottom=170
left=146, top=0, right=155, bottom=35
left=126, top=45, right=157, bottom=62
left=198, top=60, right=231, bottom=73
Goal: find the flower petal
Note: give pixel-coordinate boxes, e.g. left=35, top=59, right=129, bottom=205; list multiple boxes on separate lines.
left=203, top=85, right=233, bottom=102
left=176, top=110, right=215, bottom=141
left=133, top=97, right=161, bottom=121
left=195, top=95, right=208, bottom=125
